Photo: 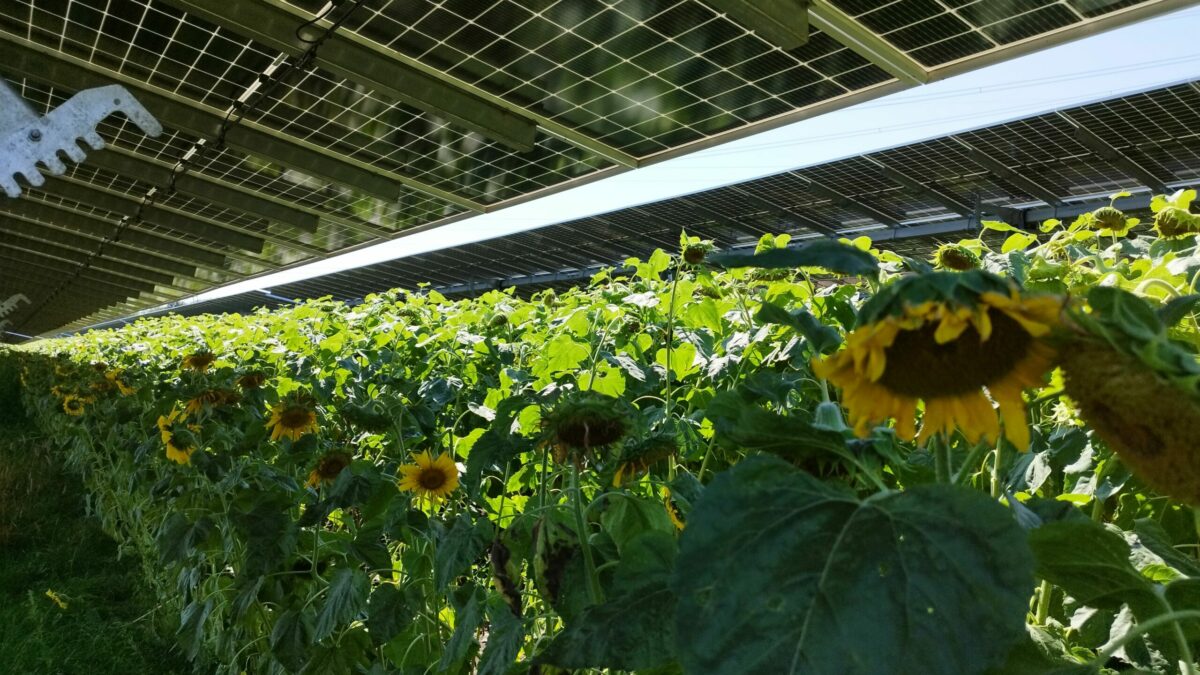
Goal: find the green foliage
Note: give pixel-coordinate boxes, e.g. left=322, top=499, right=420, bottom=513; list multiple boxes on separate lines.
left=674, top=456, right=1034, bottom=675
left=9, top=212, right=1200, bottom=673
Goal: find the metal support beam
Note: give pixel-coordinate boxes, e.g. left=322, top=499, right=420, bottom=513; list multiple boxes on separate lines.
left=865, top=157, right=1022, bottom=224
left=0, top=273, right=132, bottom=310
left=729, top=186, right=841, bottom=236
left=791, top=174, right=904, bottom=227
left=163, top=0, right=536, bottom=153
left=0, top=234, right=178, bottom=288
left=87, top=147, right=321, bottom=232
left=0, top=250, right=165, bottom=300
left=0, top=256, right=155, bottom=298
left=0, top=34, right=482, bottom=211
left=699, top=0, right=810, bottom=51
left=1058, top=112, right=1170, bottom=195
left=0, top=197, right=228, bottom=270
left=0, top=218, right=197, bottom=277
left=808, top=0, right=929, bottom=85
left=33, top=177, right=265, bottom=252
left=950, top=137, right=1066, bottom=208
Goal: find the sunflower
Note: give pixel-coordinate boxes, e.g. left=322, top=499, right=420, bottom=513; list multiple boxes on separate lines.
left=50, top=385, right=66, bottom=398
left=105, top=369, right=136, bottom=396
left=1059, top=288, right=1200, bottom=504
left=663, top=488, right=686, bottom=531
left=612, top=432, right=678, bottom=487
left=541, top=392, right=628, bottom=464
left=182, top=350, right=216, bottom=373
left=61, top=394, right=90, bottom=416
left=812, top=270, right=1061, bottom=451
left=305, top=452, right=351, bottom=488
left=157, top=408, right=200, bottom=465
left=265, top=397, right=318, bottom=442
left=185, top=388, right=241, bottom=416
left=236, top=371, right=267, bottom=390
left=397, top=451, right=459, bottom=502
left=932, top=243, right=980, bottom=271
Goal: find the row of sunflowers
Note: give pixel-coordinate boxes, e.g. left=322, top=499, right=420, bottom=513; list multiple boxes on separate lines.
left=7, top=192, right=1200, bottom=674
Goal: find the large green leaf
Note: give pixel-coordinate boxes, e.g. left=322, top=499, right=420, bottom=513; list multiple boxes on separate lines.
left=1028, top=520, right=1154, bottom=610
left=271, top=609, right=314, bottom=673
left=708, top=240, right=878, bottom=277
left=673, top=456, right=1034, bottom=675
left=756, top=302, right=842, bottom=354
left=366, top=583, right=409, bottom=646
left=704, top=390, right=847, bottom=459
left=438, top=587, right=484, bottom=672
left=539, top=531, right=679, bottom=671
left=314, top=567, right=369, bottom=642
left=176, top=598, right=212, bottom=661
left=435, top=514, right=493, bottom=592
left=477, top=597, right=525, bottom=675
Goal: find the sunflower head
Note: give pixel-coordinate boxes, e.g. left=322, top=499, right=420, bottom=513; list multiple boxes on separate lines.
left=397, top=451, right=459, bottom=503
left=182, top=351, right=216, bottom=372
left=157, top=408, right=200, bottom=465
left=61, top=394, right=90, bottom=416
left=612, top=431, right=678, bottom=486
left=305, top=452, right=352, bottom=488
left=236, top=371, right=267, bottom=390
left=1090, top=206, right=1126, bottom=231
left=91, top=361, right=108, bottom=373
left=266, top=394, right=319, bottom=442
left=490, top=313, right=509, bottom=328
left=683, top=242, right=712, bottom=265
left=813, top=270, right=1062, bottom=450
left=1058, top=287, right=1200, bottom=504
left=105, top=369, right=136, bottom=396
left=185, top=388, right=241, bottom=416
left=1154, top=206, right=1200, bottom=238
left=542, top=391, right=629, bottom=461
left=932, top=243, right=979, bottom=271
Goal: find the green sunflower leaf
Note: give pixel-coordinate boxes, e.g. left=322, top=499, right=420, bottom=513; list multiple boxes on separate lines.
left=538, top=530, right=678, bottom=671
left=673, top=455, right=1034, bottom=675
left=708, top=240, right=878, bottom=278
left=756, top=302, right=842, bottom=354
left=314, top=567, right=368, bottom=642
left=435, top=513, right=494, bottom=592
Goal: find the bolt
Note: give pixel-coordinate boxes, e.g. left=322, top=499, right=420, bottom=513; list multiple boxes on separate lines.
left=28, top=129, right=41, bottom=142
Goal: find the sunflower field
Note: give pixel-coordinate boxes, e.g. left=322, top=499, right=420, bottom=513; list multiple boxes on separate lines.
left=9, top=192, right=1200, bottom=674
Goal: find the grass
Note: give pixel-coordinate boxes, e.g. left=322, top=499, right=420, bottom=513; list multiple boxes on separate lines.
left=0, top=370, right=193, bottom=674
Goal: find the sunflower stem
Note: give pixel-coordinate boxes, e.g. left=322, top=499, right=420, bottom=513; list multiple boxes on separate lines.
left=1035, top=579, right=1053, bottom=625
left=570, top=462, right=604, bottom=605
left=1090, top=611, right=1200, bottom=672
left=953, top=440, right=990, bottom=487
left=990, top=441, right=1004, bottom=498
left=933, top=436, right=952, bottom=484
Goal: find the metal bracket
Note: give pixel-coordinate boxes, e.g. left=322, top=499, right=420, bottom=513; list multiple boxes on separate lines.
left=0, top=293, right=30, bottom=318
left=0, top=82, right=162, bottom=197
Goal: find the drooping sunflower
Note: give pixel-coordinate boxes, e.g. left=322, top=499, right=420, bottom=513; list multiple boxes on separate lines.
left=663, top=488, right=686, bottom=531
left=182, top=350, right=216, bottom=373
left=265, top=396, right=319, bottom=442
left=157, top=408, right=200, bottom=465
left=305, top=452, right=351, bottom=489
left=612, top=432, right=678, bottom=487
left=236, top=371, right=267, bottom=390
left=397, top=451, right=459, bottom=502
left=812, top=270, right=1061, bottom=450
left=1059, top=288, right=1200, bottom=504
left=932, top=243, right=980, bottom=271
left=185, top=388, right=241, bottom=416
left=541, top=391, right=628, bottom=464
left=61, top=394, right=91, bottom=416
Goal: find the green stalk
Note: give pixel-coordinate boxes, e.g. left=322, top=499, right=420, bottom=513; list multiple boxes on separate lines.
left=990, top=441, right=1004, bottom=498
left=933, top=436, right=951, bottom=484
left=1035, top=579, right=1052, bottom=625
left=571, top=462, right=604, bottom=605
left=953, top=440, right=990, bottom=487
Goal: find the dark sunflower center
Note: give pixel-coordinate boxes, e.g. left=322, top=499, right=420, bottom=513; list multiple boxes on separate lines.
left=168, top=434, right=192, bottom=451
left=876, top=310, right=1032, bottom=398
left=418, top=467, right=447, bottom=490
left=318, top=455, right=349, bottom=478
left=67, top=400, right=81, bottom=410
left=280, top=407, right=312, bottom=428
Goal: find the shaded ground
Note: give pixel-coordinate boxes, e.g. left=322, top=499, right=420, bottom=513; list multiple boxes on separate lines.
left=0, top=376, right=192, bottom=674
